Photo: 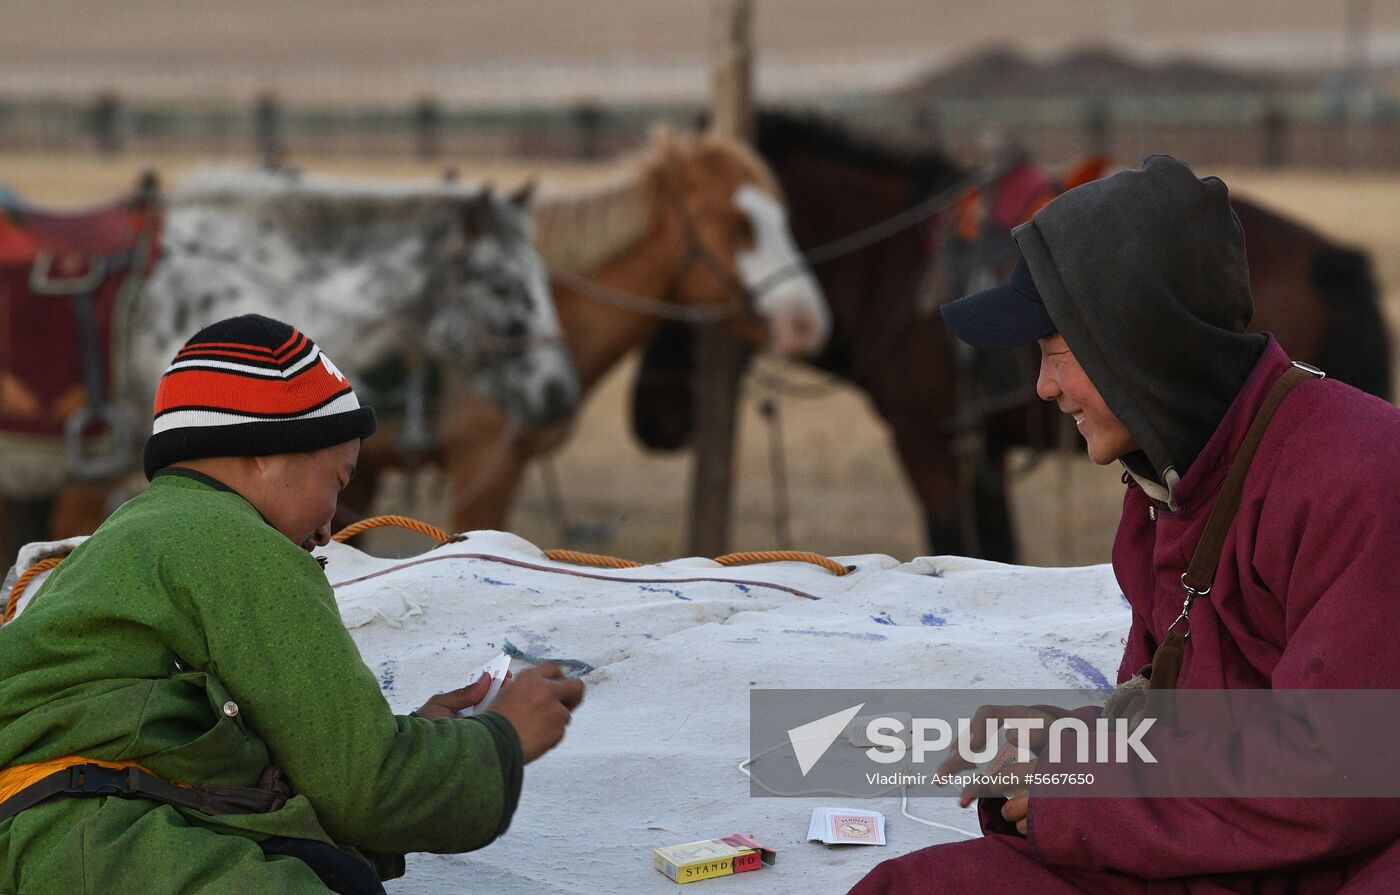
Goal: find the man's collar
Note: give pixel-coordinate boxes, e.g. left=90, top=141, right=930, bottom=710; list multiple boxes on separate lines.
left=1119, top=451, right=1176, bottom=509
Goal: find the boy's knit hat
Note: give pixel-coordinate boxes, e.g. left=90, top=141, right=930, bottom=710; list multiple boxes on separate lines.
left=143, top=314, right=376, bottom=479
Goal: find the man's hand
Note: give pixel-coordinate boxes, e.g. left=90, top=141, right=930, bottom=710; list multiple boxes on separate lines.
left=489, top=662, right=586, bottom=763
left=415, top=671, right=511, bottom=720
left=1002, top=796, right=1030, bottom=836
left=935, top=703, right=1062, bottom=809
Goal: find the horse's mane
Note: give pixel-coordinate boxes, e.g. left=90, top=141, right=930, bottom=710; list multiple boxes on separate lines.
left=534, top=129, right=784, bottom=275
left=532, top=155, right=653, bottom=276
left=171, top=166, right=490, bottom=213
left=756, top=108, right=960, bottom=185
left=166, top=166, right=528, bottom=249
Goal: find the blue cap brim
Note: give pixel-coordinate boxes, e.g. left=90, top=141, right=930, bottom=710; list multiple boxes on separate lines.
left=940, top=256, right=1056, bottom=350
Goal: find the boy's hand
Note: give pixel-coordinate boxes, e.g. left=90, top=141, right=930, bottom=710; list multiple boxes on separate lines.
left=489, top=662, right=586, bottom=763
left=415, top=671, right=511, bottom=720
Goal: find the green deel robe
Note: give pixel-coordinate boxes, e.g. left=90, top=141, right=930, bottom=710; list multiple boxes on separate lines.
left=0, top=470, right=523, bottom=894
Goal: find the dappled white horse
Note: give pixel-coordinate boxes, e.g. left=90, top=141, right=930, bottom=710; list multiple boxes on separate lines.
left=129, top=168, right=578, bottom=431
left=1, top=171, right=576, bottom=558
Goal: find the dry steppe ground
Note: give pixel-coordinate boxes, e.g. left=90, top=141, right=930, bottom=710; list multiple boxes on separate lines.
left=5, top=152, right=1398, bottom=567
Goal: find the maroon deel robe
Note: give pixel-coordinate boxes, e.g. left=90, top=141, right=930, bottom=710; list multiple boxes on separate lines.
left=851, top=340, right=1400, bottom=894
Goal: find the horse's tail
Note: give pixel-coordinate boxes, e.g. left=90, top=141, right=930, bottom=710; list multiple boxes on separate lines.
left=1312, top=245, right=1393, bottom=402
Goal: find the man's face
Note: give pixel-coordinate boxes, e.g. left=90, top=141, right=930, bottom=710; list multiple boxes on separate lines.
left=1035, top=333, right=1139, bottom=465
left=253, top=440, right=360, bottom=550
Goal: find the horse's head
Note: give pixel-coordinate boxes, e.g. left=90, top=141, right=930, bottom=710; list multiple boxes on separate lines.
left=654, top=132, right=829, bottom=358
left=426, top=185, right=579, bottom=426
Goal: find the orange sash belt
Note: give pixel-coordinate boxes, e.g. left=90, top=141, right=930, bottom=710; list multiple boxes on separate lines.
left=0, top=755, right=154, bottom=804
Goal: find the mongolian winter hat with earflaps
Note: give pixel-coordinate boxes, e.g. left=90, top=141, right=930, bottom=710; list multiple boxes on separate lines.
left=143, top=314, right=376, bottom=480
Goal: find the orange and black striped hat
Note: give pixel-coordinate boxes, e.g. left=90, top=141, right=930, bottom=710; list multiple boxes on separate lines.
left=143, top=314, right=376, bottom=480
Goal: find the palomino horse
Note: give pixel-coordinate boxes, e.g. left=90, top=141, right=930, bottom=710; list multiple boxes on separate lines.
left=342, top=129, right=828, bottom=533
left=1, top=169, right=578, bottom=563
left=629, top=110, right=1392, bottom=562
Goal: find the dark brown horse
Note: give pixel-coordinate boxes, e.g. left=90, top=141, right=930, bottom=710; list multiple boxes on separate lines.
left=630, top=109, right=1393, bottom=562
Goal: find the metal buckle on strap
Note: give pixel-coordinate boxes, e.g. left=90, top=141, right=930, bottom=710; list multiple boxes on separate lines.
left=1165, top=572, right=1211, bottom=641
left=65, top=764, right=132, bottom=796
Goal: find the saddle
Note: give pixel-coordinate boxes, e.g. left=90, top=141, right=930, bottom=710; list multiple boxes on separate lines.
left=0, top=176, right=162, bottom=480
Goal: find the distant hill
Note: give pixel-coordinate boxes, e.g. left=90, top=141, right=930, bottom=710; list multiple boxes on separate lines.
left=1, top=2, right=1398, bottom=104
left=898, top=45, right=1306, bottom=102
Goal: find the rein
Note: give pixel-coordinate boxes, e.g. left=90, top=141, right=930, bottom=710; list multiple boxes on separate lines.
left=553, top=163, right=998, bottom=326
left=749, top=165, right=1000, bottom=298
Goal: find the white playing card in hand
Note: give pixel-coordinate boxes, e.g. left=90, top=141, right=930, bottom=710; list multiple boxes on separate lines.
left=457, top=652, right=512, bottom=717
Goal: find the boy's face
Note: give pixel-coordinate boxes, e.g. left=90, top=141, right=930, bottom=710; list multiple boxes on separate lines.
left=252, top=440, right=360, bottom=551
left=1035, top=334, right=1139, bottom=465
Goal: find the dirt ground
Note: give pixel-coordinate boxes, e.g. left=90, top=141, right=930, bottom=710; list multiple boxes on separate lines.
left=6, top=152, right=1399, bottom=567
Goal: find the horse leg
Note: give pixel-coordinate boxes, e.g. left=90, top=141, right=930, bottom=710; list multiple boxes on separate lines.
left=2, top=495, right=53, bottom=573
left=48, top=483, right=121, bottom=539
left=973, top=446, right=1019, bottom=564
left=885, top=427, right=967, bottom=558
left=444, top=431, right=531, bottom=534
left=439, top=381, right=539, bottom=534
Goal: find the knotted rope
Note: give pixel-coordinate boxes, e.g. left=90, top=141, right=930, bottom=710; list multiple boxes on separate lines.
left=331, top=514, right=453, bottom=545
left=3, top=513, right=850, bottom=628
left=332, top=515, right=849, bottom=576
left=3, top=556, right=66, bottom=625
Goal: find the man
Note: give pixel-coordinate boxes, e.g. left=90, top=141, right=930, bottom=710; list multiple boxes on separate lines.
left=852, top=156, right=1400, bottom=892
left=0, top=314, right=584, bottom=894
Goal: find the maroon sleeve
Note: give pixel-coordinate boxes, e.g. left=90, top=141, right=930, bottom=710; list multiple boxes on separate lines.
left=1111, top=483, right=1158, bottom=685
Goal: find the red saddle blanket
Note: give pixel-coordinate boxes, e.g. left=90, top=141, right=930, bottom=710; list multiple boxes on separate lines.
left=0, top=197, right=161, bottom=439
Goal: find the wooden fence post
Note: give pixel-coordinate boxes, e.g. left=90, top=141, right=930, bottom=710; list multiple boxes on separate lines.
left=414, top=95, right=442, bottom=160
left=1261, top=104, right=1289, bottom=168
left=90, top=92, right=123, bottom=155
left=253, top=93, right=283, bottom=168
left=686, top=0, right=753, bottom=557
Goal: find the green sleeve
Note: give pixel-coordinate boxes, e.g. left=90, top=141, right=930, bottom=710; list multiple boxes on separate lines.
left=473, top=711, right=524, bottom=836
left=172, top=526, right=522, bottom=855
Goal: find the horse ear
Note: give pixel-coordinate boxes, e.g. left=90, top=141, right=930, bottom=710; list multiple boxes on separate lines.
left=648, top=126, right=691, bottom=183
left=133, top=169, right=160, bottom=208
left=650, top=125, right=684, bottom=158
left=460, top=189, right=495, bottom=239
left=509, top=179, right=537, bottom=208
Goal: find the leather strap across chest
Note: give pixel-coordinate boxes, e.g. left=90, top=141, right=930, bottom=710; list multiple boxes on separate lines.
left=1172, top=362, right=1322, bottom=632
left=1137, top=361, right=1322, bottom=703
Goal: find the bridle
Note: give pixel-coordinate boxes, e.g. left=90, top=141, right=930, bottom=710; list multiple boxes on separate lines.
left=657, top=161, right=759, bottom=320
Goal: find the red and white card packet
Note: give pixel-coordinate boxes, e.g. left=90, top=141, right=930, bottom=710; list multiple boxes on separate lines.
left=808, top=807, right=886, bottom=845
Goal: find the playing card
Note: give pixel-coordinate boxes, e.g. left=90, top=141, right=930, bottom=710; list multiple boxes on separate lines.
left=808, top=807, right=886, bottom=846
left=456, top=652, right=512, bottom=717
left=828, top=812, right=882, bottom=844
